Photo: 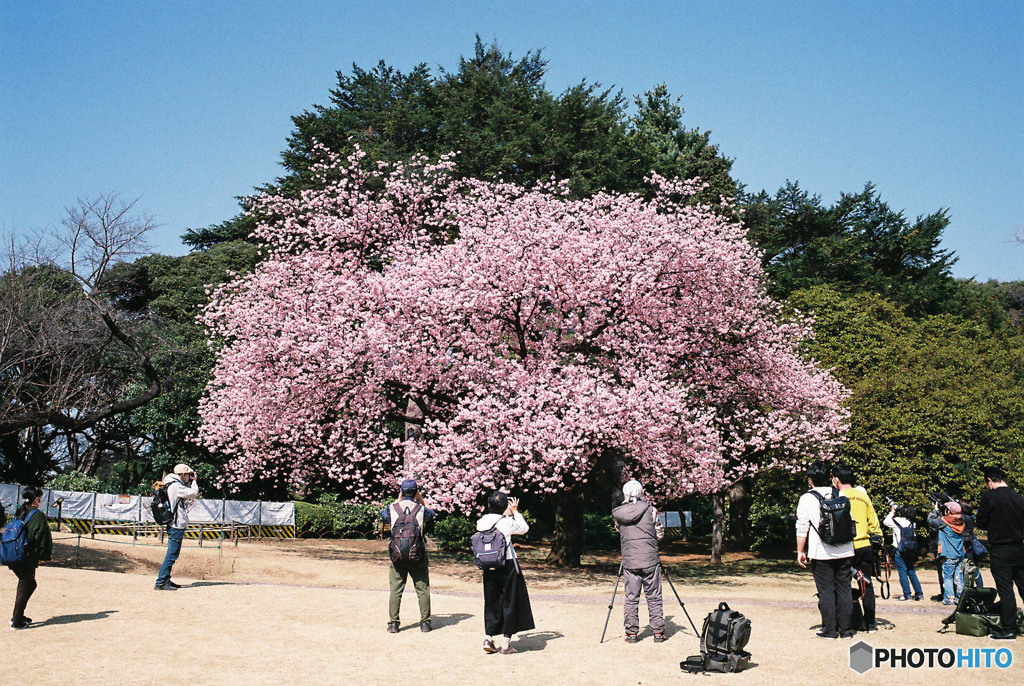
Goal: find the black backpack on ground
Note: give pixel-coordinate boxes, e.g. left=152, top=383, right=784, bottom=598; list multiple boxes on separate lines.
left=680, top=602, right=752, bottom=674
left=388, top=503, right=426, bottom=566
left=809, top=488, right=855, bottom=546
left=151, top=485, right=176, bottom=527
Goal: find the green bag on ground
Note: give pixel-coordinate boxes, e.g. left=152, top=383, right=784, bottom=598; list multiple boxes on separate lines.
left=954, top=610, right=1003, bottom=637
left=942, top=587, right=1024, bottom=636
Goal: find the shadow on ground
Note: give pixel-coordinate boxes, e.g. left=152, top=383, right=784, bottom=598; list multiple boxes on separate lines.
left=35, top=610, right=118, bottom=627
left=50, top=539, right=155, bottom=575
left=431, top=612, right=474, bottom=630
left=515, top=630, right=564, bottom=652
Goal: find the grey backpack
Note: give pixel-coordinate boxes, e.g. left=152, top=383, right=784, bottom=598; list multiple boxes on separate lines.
left=470, top=522, right=507, bottom=570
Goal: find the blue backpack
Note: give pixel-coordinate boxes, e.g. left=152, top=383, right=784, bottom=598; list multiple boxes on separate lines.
left=1, top=509, right=41, bottom=566
left=896, top=521, right=918, bottom=562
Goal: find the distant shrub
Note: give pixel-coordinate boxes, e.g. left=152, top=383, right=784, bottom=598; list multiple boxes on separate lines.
left=45, top=472, right=106, bottom=493
left=295, top=495, right=382, bottom=538
left=332, top=500, right=381, bottom=538
left=583, top=511, right=619, bottom=550
left=433, top=514, right=476, bottom=551
left=295, top=501, right=336, bottom=537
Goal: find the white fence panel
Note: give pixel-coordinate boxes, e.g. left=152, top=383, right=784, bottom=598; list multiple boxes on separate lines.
left=225, top=500, right=260, bottom=523
left=44, top=490, right=95, bottom=519
left=186, top=498, right=223, bottom=523
left=0, top=483, right=294, bottom=526
left=261, top=501, right=295, bottom=526
left=94, top=493, right=143, bottom=521
left=0, top=483, right=22, bottom=513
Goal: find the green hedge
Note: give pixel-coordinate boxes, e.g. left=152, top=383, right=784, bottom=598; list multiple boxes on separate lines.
left=295, top=495, right=382, bottom=538
left=583, top=511, right=619, bottom=550
left=433, top=514, right=477, bottom=550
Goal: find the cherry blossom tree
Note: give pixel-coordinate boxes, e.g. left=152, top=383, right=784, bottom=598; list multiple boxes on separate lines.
left=198, top=149, right=848, bottom=566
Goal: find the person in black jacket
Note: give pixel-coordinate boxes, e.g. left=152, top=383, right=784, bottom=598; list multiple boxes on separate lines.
left=8, top=486, right=53, bottom=629
left=976, top=467, right=1024, bottom=640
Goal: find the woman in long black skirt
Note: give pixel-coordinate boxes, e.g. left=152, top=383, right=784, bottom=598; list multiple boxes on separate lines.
left=476, top=491, right=534, bottom=654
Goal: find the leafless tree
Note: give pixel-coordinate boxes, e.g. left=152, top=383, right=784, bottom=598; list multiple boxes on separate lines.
left=0, top=194, right=162, bottom=482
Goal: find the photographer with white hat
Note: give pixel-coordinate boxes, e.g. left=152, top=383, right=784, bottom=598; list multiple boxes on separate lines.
left=612, top=479, right=666, bottom=643
left=155, top=463, right=200, bottom=591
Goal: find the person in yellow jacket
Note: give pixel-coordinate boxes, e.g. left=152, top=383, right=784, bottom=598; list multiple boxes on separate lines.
left=833, top=463, right=882, bottom=633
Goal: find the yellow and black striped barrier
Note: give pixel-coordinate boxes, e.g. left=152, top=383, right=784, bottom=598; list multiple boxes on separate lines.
left=58, top=518, right=295, bottom=539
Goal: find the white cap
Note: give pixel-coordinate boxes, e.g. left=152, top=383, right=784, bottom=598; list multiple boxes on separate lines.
left=173, top=463, right=194, bottom=476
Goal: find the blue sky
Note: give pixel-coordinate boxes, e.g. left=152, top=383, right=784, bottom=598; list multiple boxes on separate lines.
left=2, top=1, right=1021, bottom=280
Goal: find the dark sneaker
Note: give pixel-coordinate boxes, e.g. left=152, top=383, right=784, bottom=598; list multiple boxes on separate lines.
left=930, top=594, right=944, bottom=602
left=653, top=632, right=666, bottom=643
left=840, top=632, right=856, bottom=639
left=863, top=625, right=878, bottom=634
left=387, top=621, right=399, bottom=634
left=990, top=631, right=1017, bottom=641
left=166, top=580, right=182, bottom=589
left=625, top=633, right=638, bottom=644
left=912, top=595, right=923, bottom=601
left=815, top=632, right=838, bottom=640
left=154, top=583, right=177, bottom=591
left=10, top=619, right=31, bottom=630
left=483, top=639, right=498, bottom=654
left=419, top=620, right=432, bottom=633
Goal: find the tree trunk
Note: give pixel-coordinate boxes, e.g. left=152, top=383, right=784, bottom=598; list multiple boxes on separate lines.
left=727, top=477, right=752, bottom=547
left=710, top=492, right=725, bottom=565
left=546, top=487, right=585, bottom=567
left=403, top=397, right=425, bottom=477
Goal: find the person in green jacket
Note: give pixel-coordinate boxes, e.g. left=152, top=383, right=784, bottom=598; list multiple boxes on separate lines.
left=8, top=486, right=52, bottom=629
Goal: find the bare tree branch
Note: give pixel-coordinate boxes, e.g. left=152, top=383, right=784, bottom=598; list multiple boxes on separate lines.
left=0, top=196, right=162, bottom=480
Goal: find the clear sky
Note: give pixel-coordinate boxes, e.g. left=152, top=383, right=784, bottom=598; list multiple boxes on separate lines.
left=2, top=1, right=1021, bottom=281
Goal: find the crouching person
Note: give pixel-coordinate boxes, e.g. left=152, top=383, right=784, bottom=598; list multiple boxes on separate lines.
left=612, top=479, right=666, bottom=643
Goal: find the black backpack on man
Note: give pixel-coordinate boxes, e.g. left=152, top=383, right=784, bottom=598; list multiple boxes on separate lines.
left=809, top=488, right=855, bottom=545
left=388, top=502, right=426, bottom=566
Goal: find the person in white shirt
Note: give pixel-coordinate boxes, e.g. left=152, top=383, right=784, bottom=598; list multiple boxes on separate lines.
left=155, top=463, right=200, bottom=591
left=883, top=504, right=923, bottom=601
left=795, top=461, right=855, bottom=639
left=475, top=491, right=534, bottom=654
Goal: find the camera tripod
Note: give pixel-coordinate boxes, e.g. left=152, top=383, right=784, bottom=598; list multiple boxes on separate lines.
left=599, top=562, right=701, bottom=643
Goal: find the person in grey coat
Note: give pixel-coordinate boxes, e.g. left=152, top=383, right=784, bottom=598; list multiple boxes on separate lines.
left=612, top=479, right=666, bottom=643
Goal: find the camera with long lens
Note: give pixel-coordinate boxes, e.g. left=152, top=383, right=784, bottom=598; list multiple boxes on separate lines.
left=884, top=496, right=899, bottom=508
left=927, top=492, right=952, bottom=513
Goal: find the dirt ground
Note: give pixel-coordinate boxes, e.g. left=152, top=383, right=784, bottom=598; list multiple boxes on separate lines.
left=1, top=533, right=1020, bottom=685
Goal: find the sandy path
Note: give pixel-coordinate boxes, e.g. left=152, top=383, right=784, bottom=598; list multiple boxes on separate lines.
left=0, top=535, right=1019, bottom=685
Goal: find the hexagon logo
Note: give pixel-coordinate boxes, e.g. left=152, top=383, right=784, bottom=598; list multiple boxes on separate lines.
left=849, top=640, right=874, bottom=674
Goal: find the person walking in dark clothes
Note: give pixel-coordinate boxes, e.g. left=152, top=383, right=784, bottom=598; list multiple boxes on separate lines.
left=476, top=491, right=534, bottom=654
left=7, top=486, right=52, bottom=629
left=976, top=466, right=1024, bottom=640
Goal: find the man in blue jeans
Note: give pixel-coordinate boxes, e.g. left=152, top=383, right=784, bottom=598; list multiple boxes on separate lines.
left=155, top=464, right=200, bottom=591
